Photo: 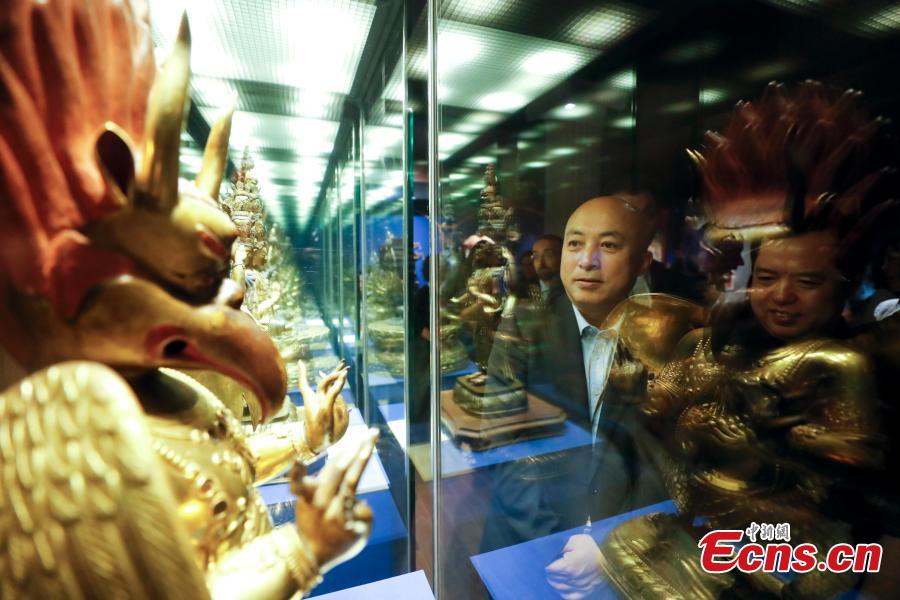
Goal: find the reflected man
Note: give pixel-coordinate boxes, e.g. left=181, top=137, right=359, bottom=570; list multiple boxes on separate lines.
left=532, top=234, right=564, bottom=306
left=482, top=194, right=666, bottom=557
left=542, top=193, right=668, bottom=597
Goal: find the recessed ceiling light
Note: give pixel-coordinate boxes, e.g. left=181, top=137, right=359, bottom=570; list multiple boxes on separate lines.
left=549, top=147, right=578, bottom=157
left=522, top=50, right=579, bottom=76
left=439, top=30, right=482, bottom=70
left=549, top=103, right=593, bottom=119
left=608, top=69, right=636, bottom=90
left=479, top=91, right=527, bottom=112
left=700, top=88, right=727, bottom=105
left=523, top=161, right=549, bottom=169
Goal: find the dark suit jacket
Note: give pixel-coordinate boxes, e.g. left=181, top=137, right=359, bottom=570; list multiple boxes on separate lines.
left=480, top=293, right=666, bottom=550
left=527, top=294, right=666, bottom=519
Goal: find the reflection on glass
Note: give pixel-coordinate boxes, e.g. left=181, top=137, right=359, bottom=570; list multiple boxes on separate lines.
left=432, top=2, right=900, bottom=600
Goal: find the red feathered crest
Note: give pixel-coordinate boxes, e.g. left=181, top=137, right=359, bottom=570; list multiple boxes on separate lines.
left=0, top=0, right=155, bottom=295
left=0, top=0, right=238, bottom=368
left=692, top=81, right=896, bottom=258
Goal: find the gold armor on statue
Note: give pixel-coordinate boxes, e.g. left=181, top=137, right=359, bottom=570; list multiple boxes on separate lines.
left=0, top=2, right=374, bottom=597
left=601, top=327, right=882, bottom=599
left=367, top=230, right=409, bottom=375
left=597, top=82, right=894, bottom=600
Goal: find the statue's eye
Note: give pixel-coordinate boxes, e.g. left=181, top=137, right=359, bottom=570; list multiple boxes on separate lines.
left=197, top=227, right=227, bottom=260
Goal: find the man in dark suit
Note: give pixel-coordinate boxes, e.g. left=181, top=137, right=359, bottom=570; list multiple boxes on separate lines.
left=481, top=195, right=667, bottom=561
left=541, top=194, right=668, bottom=597
left=532, top=234, right=564, bottom=305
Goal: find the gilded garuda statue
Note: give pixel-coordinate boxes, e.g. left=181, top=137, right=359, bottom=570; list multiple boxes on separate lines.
left=596, top=82, right=893, bottom=599
left=0, top=1, right=373, bottom=597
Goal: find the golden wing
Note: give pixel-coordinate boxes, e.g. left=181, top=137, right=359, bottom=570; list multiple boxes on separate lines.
left=0, top=361, right=210, bottom=599
left=602, top=293, right=707, bottom=373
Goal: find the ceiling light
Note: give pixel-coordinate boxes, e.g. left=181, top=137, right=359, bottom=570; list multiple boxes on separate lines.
left=454, top=122, right=485, bottom=134
left=563, top=5, right=649, bottom=48
left=662, top=100, right=696, bottom=114
left=468, top=155, right=494, bottom=165
left=479, top=91, right=527, bottom=112
left=549, top=147, right=578, bottom=157
left=763, top=0, right=823, bottom=15
left=856, top=5, right=900, bottom=37
left=439, top=30, right=482, bottom=70
left=522, top=50, right=579, bottom=76
left=523, top=161, right=549, bottom=169
left=610, top=115, right=635, bottom=128
left=700, top=88, right=728, bottom=105
left=549, top=103, right=594, bottom=119
left=466, top=111, right=504, bottom=125
left=608, top=69, right=636, bottom=90
left=439, top=132, right=476, bottom=155
left=150, top=0, right=377, bottom=95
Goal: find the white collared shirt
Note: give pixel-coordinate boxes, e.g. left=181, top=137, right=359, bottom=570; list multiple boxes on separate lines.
left=539, top=279, right=559, bottom=303
left=572, top=305, right=617, bottom=435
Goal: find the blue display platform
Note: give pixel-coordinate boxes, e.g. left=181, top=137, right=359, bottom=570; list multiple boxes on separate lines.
left=378, top=402, right=593, bottom=479
left=314, top=570, right=433, bottom=600
left=365, top=361, right=479, bottom=404
left=258, top=397, right=409, bottom=596
left=471, top=500, right=676, bottom=600
left=472, top=500, right=864, bottom=600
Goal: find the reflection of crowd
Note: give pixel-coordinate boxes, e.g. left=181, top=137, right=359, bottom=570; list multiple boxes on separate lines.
left=443, top=82, right=900, bottom=599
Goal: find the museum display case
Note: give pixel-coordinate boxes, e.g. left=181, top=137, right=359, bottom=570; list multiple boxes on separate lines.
left=2, top=0, right=900, bottom=598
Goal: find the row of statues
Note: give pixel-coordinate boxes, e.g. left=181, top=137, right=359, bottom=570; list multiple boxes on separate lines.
left=0, top=2, right=372, bottom=597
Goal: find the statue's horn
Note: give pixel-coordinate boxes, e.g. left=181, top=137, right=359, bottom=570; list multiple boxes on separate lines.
left=195, top=99, right=236, bottom=200
left=138, top=12, right=191, bottom=212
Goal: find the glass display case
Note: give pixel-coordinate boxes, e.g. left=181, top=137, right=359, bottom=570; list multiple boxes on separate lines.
left=2, top=0, right=899, bottom=599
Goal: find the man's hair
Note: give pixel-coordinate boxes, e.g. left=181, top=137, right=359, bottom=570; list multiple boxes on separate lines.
left=570, top=193, right=658, bottom=250
left=532, top=234, right=563, bottom=250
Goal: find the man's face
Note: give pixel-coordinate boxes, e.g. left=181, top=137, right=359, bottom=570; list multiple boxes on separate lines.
left=532, top=238, right=561, bottom=282
left=749, top=232, right=843, bottom=341
left=561, top=197, right=652, bottom=321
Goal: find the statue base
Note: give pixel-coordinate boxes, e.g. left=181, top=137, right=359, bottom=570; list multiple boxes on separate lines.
left=452, top=372, right=527, bottom=418
left=440, top=390, right=565, bottom=451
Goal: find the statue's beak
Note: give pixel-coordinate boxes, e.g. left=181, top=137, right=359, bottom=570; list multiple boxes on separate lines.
left=75, top=276, right=287, bottom=421
left=145, top=304, right=288, bottom=422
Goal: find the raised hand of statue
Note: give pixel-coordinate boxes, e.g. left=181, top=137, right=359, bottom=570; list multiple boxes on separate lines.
left=299, top=359, right=351, bottom=454
left=290, top=429, right=378, bottom=572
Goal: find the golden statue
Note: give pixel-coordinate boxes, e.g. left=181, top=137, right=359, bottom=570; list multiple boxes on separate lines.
left=597, top=82, right=893, bottom=599
left=0, top=2, right=374, bottom=597
left=216, top=152, right=333, bottom=394
left=448, top=165, right=525, bottom=416
left=220, top=148, right=276, bottom=322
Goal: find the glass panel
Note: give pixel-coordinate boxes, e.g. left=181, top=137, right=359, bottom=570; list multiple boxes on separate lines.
left=433, top=1, right=900, bottom=599
left=153, top=0, right=418, bottom=596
